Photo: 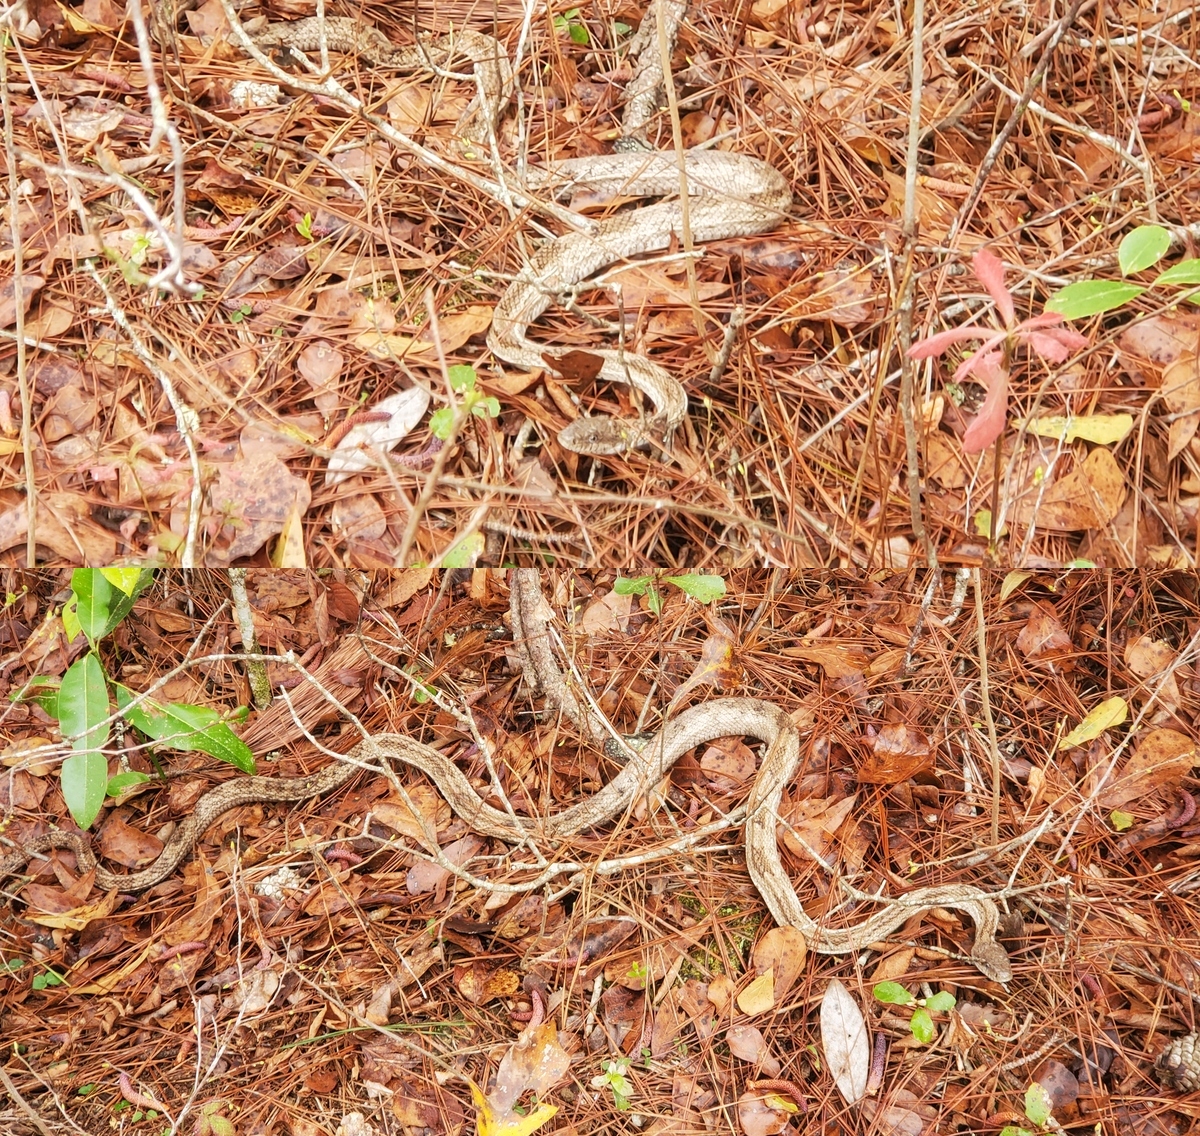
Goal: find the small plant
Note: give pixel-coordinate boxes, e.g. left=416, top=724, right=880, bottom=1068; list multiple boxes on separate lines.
left=31, top=967, right=65, bottom=991
left=872, top=983, right=956, bottom=1045
left=553, top=7, right=589, bottom=44
left=592, top=1057, right=634, bottom=1110
left=429, top=364, right=500, bottom=441
left=1045, top=224, right=1200, bottom=319
left=296, top=212, right=315, bottom=240
left=613, top=573, right=727, bottom=615
left=10, top=568, right=255, bottom=830
left=227, top=302, right=254, bottom=323
left=908, top=248, right=1090, bottom=453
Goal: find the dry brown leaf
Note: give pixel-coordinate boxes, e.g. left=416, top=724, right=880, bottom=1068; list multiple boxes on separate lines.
left=857, top=724, right=933, bottom=784
left=373, top=783, right=451, bottom=841
left=324, top=388, right=431, bottom=486
left=0, top=273, right=45, bottom=327
left=1098, top=728, right=1196, bottom=810
left=406, top=834, right=484, bottom=895
left=736, top=1089, right=795, bottom=1136
left=751, top=926, right=807, bottom=1000
left=726, top=1024, right=782, bottom=1076
left=1026, top=448, right=1127, bottom=532
left=97, top=814, right=164, bottom=869
left=205, top=453, right=312, bottom=565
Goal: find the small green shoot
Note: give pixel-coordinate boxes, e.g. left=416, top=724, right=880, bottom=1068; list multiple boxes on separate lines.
left=553, top=8, right=589, bottom=44
left=873, top=983, right=956, bottom=1045
left=613, top=573, right=727, bottom=615
left=296, top=212, right=315, bottom=240
left=228, top=302, right=254, bottom=323
left=32, top=967, right=66, bottom=991
left=429, top=365, right=501, bottom=440
left=592, top=1057, right=634, bottom=1110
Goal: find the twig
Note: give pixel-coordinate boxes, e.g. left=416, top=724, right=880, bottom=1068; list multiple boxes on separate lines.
left=972, top=569, right=1001, bottom=846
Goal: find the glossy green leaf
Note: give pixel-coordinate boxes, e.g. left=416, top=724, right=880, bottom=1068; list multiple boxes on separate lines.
left=98, top=567, right=146, bottom=596
left=909, top=1007, right=935, bottom=1043
left=664, top=574, right=726, bottom=603
left=1118, top=225, right=1170, bottom=275
left=1154, top=258, right=1200, bottom=286
left=69, top=567, right=149, bottom=642
left=1043, top=280, right=1145, bottom=319
left=873, top=982, right=914, bottom=1005
left=114, top=685, right=256, bottom=773
left=62, top=750, right=108, bottom=830
left=58, top=654, right=109, bottom=752
left=613, top=576, right=653, bottom=596
left=925, top=991, right=956, bottom=1013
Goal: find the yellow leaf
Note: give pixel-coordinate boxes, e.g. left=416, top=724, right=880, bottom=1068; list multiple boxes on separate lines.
left=999, top=570, right=1033, bottom=604
left=272, top=500, right=307, bottom=568
left=1059, top=696, right=1128, bottom=749
left=469, top=1081, right=558, bottom=1136
left=736, top=969, right=775, bottom=1016
left=1024, top=413, right=1133, bottom=445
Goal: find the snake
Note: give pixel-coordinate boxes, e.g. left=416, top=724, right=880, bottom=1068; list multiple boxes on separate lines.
left=0, top=573, right=1011, bottom=983
left=244, top=9, right=792, bottom=457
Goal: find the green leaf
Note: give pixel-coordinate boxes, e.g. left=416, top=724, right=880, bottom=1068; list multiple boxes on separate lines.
left=429, top=407, right=454, bottom=440
left=70, top=567, right=148, bottom=641
left=32, top=968, right=65, bottom=991
left=1024, top=1082, right=1053, bottom=1126
left=11, top=676, right=59, bottom=716
left=909, top=1006, right=935, bottom=1043
left=613, top=576, right=653, bottom=596
left=1043, top=280, right=1145, bottom=319
left=114, top=686, right=256, bottom=773
left=645, top=585, right=663, bottom=616
left=568, top=21, right=589, bottom=43
left=447, top=364, right=477, bottom=391
left=663, top=574, right=726, bottom=603
left=441, top=531, right=486, bottom=569
left=998, top=1128, right=1035, bottom=1136
left=62, top=750, right=108, bottom=830
left=1110, top=809, right=1134, bottom=831
left=107, top=770, right=152, bottom=797
left=873, top=982, right=914, bottom=1005
left=61, top=597, right=82, bottom=644
left=925, top=991, right=956, bottom=1013
left=98, top=567, right=145, bottom=597
left=475, top=396, right=501, bottom=419
left=59, top=654, right=110, bottom=752
left=1154, top=258, right=1200, bottom=286
left=1118, top=225, right=1170, bottom=275
left=613, top=20, right=631, bottom=33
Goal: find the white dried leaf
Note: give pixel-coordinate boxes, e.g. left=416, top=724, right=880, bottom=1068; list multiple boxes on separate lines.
left=820, top=978, right=869, bottom=1105
left=324, top=388, right=430, bottom=486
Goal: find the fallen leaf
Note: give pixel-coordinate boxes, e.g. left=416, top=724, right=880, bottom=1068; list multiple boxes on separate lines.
left=821, top=978, right=869, bottom=1105
left=1059, top=696, right=1128, bottom=750
left=325, top=388, right=431, bottom=486
left=857, top=724, right=933, bottom=784
left=750, top=926, right=807, bottom=1001
left=1027, top=448, right=1127, bottom=532
left=1023, top=413, right=1133, bottom=445
left=736, top=1088, right=794, bottom=1136
left=726, top=1024, right=782, bottom=1076
left=737, top=970, right=775, bottom=1016
left=406, top=834, right=484, bottom=895
left=1098, top=728, right=1196, bottom=809
left=0, top=274, right=46, bottom=326
left=205, top=453, right=312, bottom=565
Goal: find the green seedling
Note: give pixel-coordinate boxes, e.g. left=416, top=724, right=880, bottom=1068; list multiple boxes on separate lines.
left=873, top=982, right=956, bottom=1045
left=614, top=573, right=727, bottom=615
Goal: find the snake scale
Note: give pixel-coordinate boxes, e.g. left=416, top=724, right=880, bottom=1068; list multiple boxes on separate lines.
left=245, top=9, right=792, bottom=456
left=0, top=573, right=1011, bottom=983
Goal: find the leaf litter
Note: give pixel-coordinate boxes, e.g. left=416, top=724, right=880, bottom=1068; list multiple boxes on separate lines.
left=5, top=569, right=1200, bottom=1133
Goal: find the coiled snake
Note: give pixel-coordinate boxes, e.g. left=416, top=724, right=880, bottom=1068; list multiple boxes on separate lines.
left=245, top=9, right=792, bottom=456
left=1, top=573, right=1011, bottom=983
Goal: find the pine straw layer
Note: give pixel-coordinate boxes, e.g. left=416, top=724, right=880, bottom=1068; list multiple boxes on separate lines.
left=2, top=0, right=1199, bottom=567
left=1, top=567, right=1199, bottom=1133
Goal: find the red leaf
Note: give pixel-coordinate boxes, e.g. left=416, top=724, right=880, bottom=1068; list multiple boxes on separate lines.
left=962, top=355, right=1010, bottom=453
left=972, top=248, right=1015, bottom=328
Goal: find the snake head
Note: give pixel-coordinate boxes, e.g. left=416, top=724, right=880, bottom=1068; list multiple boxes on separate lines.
left=972, top=939, right=1013, bottom=984
left=557, top=415, right=642, bottom=456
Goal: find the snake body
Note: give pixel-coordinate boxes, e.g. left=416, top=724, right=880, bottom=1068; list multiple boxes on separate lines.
left=2, top=575, right=1011, bottom=983
left=245, top=12, right=792, bottom=456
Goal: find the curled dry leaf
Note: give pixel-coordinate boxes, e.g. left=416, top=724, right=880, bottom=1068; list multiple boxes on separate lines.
left=0, top=273, right=46, bottom=327
left=325, top=388, right=431, bottom=486
left=821, top=978, right=869, bottom=1105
